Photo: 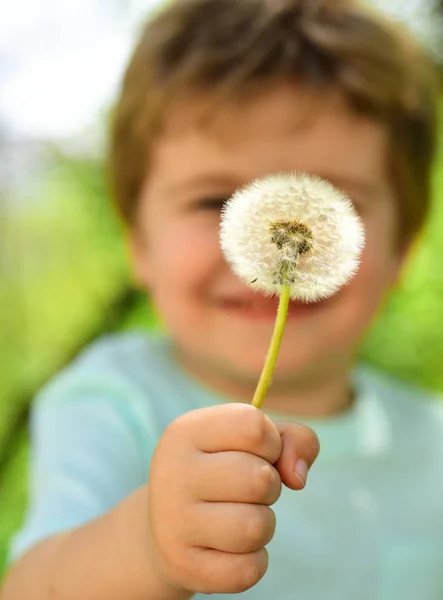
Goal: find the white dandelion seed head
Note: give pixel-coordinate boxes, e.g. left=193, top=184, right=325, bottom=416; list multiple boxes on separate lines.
left=220, top=172, right=366, bottom=302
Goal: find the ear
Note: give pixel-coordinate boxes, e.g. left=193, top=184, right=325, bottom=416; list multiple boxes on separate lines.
left=126, top=231, right=153, bottom=290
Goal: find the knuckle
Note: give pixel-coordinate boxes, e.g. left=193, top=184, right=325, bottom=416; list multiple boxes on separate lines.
left=251, top=463, right=281, bottom=503
left=232, top=551, right=269, bottom=593
left=244, top=409, right=268, bottom=448
left=244, top=506, right=276, bottom=548
left=231, top=403, right=257, bottom=417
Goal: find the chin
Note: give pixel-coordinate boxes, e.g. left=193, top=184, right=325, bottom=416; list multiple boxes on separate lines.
left=222, top=345, right=318, bottom=381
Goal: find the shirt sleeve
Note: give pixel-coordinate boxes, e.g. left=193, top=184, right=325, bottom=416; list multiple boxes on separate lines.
left=8, top=372, right=151, bottom=563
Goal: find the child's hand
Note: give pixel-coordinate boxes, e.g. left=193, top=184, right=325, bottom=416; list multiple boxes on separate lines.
left=148, top=403, right=320, bottom=595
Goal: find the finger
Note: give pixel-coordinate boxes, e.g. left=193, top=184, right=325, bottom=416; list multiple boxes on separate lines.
left=188, top=502, right=276, bottom=554
left=176, top=404, right=282, bottom=464
left=274, top=421, right=320, bottom=490
left=180, top=547, right=269, bottom=595
left=193, top=451, right=282, bottom=505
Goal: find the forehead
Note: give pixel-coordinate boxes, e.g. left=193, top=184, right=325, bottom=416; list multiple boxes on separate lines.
left=149, top=83, right=390, bottom=194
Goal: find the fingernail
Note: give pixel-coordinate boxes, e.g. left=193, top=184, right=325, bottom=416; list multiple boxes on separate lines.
left=294, top=459, right=308, bottom=487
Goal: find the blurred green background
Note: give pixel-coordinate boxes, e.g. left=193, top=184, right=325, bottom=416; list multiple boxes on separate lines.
left=0, top=0, right=443, bottom=581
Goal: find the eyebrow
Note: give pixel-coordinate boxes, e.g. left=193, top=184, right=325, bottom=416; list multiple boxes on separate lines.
left=317, top=174, right=383, bottom=200
left=166, top=174, right=243, bottom=196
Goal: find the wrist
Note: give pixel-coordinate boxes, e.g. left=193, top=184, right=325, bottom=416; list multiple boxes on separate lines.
left=117, top=485, right=192, bottom=600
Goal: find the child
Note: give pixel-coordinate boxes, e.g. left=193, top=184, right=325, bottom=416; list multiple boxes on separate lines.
left=3, top=0, right=443, bottom=598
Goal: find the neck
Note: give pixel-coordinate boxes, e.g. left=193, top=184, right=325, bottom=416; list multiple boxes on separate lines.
left=262, top=372, right=354, bottom=418
left=175, top=346, right=355, bottom=419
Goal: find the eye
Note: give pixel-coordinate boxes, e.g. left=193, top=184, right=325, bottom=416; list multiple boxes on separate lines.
left=195, top=196, right=229, bottom=211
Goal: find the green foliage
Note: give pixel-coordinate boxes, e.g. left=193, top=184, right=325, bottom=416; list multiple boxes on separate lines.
left=0, top=147, right=140, bottom=576
left=0, top=434, right=29, bottom=573
left=362, top=130, right=443, bottom=391
left=0, top=147, right=130, bottom=442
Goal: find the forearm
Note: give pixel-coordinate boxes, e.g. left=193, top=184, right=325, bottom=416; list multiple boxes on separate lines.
left=2, top=486, right=192, bottom=600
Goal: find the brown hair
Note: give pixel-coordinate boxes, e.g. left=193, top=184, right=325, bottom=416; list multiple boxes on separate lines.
left=109, top=0, right=440, bottom=245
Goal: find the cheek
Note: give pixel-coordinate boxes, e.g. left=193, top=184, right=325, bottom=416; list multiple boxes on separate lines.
left=149, top=217, right=223, bottom=292
left=342, top=214, right=400, bottom=317
left=315, top=221, right=400, bottom=355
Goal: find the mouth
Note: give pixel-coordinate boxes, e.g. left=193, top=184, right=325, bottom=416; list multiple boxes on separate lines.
left=216, top=293, right=323, bottom=321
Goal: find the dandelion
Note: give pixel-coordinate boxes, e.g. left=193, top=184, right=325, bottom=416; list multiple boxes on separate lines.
left=220, top=172, right=365, bottom=409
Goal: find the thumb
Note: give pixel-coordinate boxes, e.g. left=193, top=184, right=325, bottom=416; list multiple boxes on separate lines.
left=274, top=421, right=320, bottom=491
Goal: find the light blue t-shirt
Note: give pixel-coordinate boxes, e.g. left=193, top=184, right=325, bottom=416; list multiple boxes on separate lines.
left=10, top=332, right=443, bottom=599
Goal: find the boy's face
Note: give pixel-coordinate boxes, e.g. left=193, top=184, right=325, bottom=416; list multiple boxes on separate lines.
left=132, top=83, right=405, bottom=395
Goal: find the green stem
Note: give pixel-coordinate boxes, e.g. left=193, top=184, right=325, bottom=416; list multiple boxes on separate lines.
left=251, top=284, right=291, bottom=410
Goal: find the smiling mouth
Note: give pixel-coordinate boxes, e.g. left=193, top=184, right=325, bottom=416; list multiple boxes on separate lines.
left=217, top=294, right=323, bottom=320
